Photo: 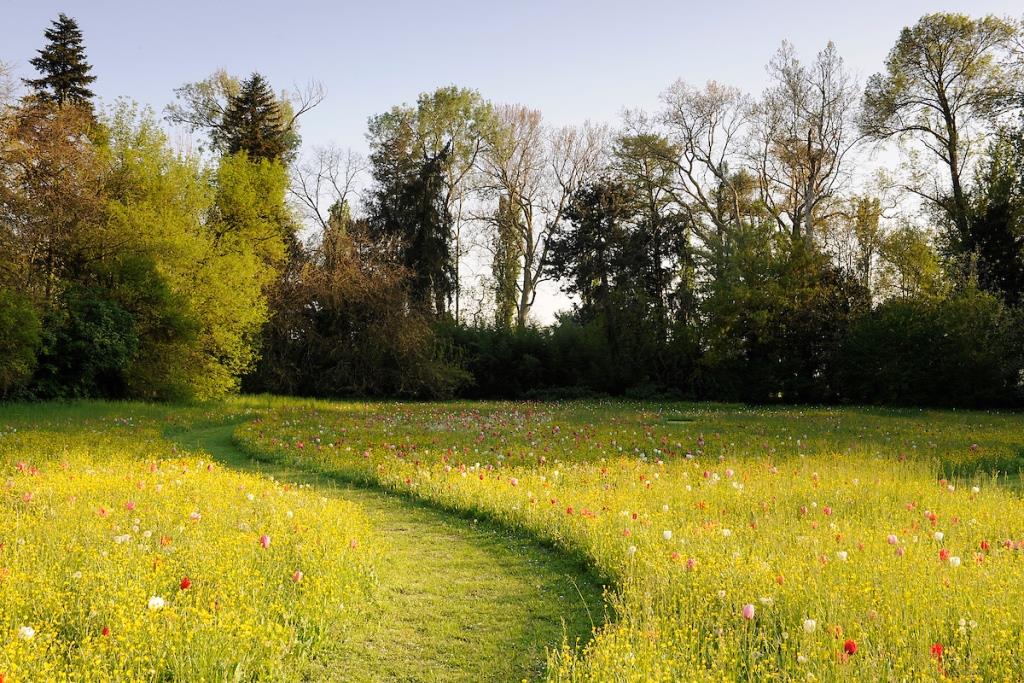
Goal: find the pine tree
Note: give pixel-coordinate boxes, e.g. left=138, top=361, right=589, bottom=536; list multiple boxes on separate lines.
left=216, top=73, right=288, bottom=162
left=23, top=13, right=96, bottom=107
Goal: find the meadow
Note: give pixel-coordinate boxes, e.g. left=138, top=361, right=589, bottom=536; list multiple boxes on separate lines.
left=0, top=399, right=1022, bottom=681
left=237, top=401, right=1024, bottom=681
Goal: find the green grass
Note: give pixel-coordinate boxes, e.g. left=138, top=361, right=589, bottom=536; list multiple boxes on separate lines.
left=168, top=419, right=606, bottom=682
left=4, top=397, right=1023, bottom=680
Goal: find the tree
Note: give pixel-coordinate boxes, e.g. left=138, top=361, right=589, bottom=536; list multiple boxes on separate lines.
left=861, top=13, right=1019, bottom=240
left=0, top=102, right=106, bottom=303
left=166, top=70, right=322, bottom=161
left=367, top=87, right=495, bottom=320
left=216, top=73, right=289, bottom=162
left=479, top=104, right=606, bottom=327
left=367, top=134, right=453, bottom=316
left=754, top=42, right=859, bottom=242
left=957, top=137, right=1024, bottom=304
left=491, top=195, right=523, bottom=328
left=23, top=13, right=96, bottom=107
left=613, top=128, right=691, bottom=331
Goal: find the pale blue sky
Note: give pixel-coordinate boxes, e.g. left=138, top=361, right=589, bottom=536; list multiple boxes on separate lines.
left=3, top=0, right=1021, bottom=153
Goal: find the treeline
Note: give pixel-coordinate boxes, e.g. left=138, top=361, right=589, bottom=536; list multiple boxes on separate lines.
left=2, top=13, right=1024, bottom=408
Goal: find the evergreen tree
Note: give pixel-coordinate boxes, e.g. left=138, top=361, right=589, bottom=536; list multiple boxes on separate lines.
left=215, top=73, right=289, bottom=162
left=956, top=135, right=1024, bottom=306
left=23, top=13, right=96, bottom=107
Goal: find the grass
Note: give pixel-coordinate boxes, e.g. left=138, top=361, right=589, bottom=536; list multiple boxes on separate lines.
left=169, top=420, right=605, bottom=682
left=0, top=400, right=605, bottom=682
left=3, top=397, right=1023, bottom=679
left=237, top=399, right=1024, bottom=680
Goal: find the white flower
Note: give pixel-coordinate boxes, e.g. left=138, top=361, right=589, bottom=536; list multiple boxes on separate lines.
left=17, top=625, right=35, bottom=640
left=971, top=486, right=980, bottom=494
left=934, top=531, right=944, bottom=542
left=949, top=556, right=961, bottom=567
left=662, top=504, right=669, bottom=513
left=627, top=545, right=637, bottom=555
left=147, top=596, right=166, bottom=611
left=797, top=654, right=808, bottom=664
left=663, top=530, right=673, bottom=541
left=246, top=493, right=255, bottom=501
left=71, top=571, right=82, bottom=580
left=722, top=528, right=732, bottom=537
left=803, top=618, right=816, bottom=634
left=113, top=534, right=131, bottom=544
left=836, top=550, right=848, bottom=562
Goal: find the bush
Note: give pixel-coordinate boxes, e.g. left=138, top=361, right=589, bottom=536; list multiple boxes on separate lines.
left=32, top=288, right=139, bottom=398
left=837, top=288, right=1022, bottom=408
left=0, top=288, right=42, bottom=397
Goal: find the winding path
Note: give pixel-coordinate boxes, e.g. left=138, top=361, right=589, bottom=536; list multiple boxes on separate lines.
left=168, top=421, right=604, bottom=682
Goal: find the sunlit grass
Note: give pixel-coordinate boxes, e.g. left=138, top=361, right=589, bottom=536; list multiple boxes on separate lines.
left=239, top=399, right=1024, bottom=680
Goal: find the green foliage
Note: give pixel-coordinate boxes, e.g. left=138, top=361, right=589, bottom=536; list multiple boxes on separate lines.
left=22, top=13, right=96, bottom=107
left=491, top=195, right=522, bottom=328
left=837, top=286, right=1022, bottom=407
left=248, top=214, right=467, bottom=398
left=699, top=232, right=870, bottom=402
left=33, top=287, right=138, bottom=398
left=216, top=73, right=290, bottom=162
left=957, top=137, right=1024, bottom=304
left=0, top=288, right=42, bottom=396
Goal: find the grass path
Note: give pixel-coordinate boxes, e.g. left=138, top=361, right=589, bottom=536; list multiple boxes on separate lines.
left=167, top=421, right=605, bottom=682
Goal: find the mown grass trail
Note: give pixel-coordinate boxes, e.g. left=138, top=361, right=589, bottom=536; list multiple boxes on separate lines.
left=168, top=421, right=605, bottom=682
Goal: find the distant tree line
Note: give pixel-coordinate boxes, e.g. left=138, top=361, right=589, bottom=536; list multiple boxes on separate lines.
left=2, top=12, right=1023, bottom=408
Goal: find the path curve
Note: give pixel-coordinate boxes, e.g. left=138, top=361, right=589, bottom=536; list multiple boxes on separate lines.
left=168, top=421, right=604, bottom=682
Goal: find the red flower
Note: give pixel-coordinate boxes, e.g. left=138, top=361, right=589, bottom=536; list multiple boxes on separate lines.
left=939, top=548, right=951, bottom=562
left=931, top=642, right=943, bottom=661
left=843, top=639, right=857, bottom=655
left=101, top=626, right=111, bottom=637
left=180, top=576, right=192, bottom=590
left=980, top=539, right=991, bottom=552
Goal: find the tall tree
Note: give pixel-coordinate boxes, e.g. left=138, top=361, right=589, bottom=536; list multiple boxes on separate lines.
left=216, top=73, right=289, bottom=162
left=491, top=195, right=522, bottom=328
left=367, top=87, right=494, bottom=320
left=23, top=13, right=96, bottom=107
left=960, top=136, right=1024, bottom=304
left=861, top=13, right=1019, bottom=240
left=480, top=105, right=606, bottom=327
left=754, top=41, right=859, bottom=242
left=166, top=70, right=322, bottom=161
left=367, top=127, right=453, bottom=316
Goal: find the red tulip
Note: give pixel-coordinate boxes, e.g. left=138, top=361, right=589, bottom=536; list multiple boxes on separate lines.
left=179, top=576, right=192, bottom=590
left=843, top=639, right=857, bottom=655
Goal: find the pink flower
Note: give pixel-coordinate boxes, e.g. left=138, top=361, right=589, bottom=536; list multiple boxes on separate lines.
left=125, top=501, right=136, bottom=511
left=259, top=534, right=271, bottom=549
left=887, top=534, right=898, bottom=545
left=741, top=603, right=755, bottom=620
left=686, top=558, right=698, bottom=571
left=291, top=570, right=304, bottom=583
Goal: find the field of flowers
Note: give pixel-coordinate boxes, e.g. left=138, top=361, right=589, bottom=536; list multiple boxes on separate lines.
left=237, top=401, right=1024, bottom=681
left=0, top=404, right=380, bottom=680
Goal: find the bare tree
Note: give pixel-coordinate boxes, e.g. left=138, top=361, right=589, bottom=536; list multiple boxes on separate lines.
left=479, top=105, right=606, bottom=327
left=0, top=61, right=17, bottom=107
left=659, top=80, right=755, bottom=241
left=291, top=144, right=366, bottom=231
left=753, top=42, right=860, bottom=242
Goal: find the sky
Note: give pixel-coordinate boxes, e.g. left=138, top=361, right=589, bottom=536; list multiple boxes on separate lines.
left=3, top=0, right=1021, bottom=320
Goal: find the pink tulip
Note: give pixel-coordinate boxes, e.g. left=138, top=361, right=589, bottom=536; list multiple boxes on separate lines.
left=259, top=534, right=271, bottom=549
left=741, top=603, right=755, bottom=620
